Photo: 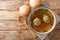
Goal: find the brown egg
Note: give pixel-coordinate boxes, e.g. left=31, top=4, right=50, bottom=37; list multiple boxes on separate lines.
left=19, top=5, right=31, bottom=16
left=30, top=0, right=41, bottom=8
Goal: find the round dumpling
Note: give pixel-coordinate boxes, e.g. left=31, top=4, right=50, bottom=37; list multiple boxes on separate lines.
left=43, top=15, right=50, bottom=23
left=33, top=18, right=41, bottom=26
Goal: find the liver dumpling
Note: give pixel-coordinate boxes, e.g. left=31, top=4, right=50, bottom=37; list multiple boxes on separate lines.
left=33, top=18, right=41, bottom=26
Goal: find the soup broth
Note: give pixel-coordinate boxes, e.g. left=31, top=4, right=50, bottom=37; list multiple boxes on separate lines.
left=30, top=8, right=54, bottom=32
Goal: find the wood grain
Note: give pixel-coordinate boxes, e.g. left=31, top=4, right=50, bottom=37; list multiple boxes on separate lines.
left=0, top=0, right=60, bottom=40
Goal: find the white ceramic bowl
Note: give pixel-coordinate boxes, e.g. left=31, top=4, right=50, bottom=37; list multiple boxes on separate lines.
left=27, top=7, right=59, bottom=34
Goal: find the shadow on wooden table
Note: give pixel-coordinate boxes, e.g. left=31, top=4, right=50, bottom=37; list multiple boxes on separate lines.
left=48, top=23, right=60, bottom=40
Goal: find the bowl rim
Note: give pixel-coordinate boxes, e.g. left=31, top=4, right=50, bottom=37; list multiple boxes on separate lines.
left=28, top=7, right=56, bottom=34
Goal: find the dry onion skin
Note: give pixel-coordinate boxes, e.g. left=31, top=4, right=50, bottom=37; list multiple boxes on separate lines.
left=30, top=0, right=41, bottom=8
left=19, top=5, right=31, bottom=16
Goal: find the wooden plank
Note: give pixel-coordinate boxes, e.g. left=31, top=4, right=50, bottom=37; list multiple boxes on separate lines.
left=45, top=0, right=60, bottom=9
left=0, top=20, right=27, bottom=31
left=0, top=0, right=22, bottom=10
left=0, top=31, right=37, bottom=40
left=48, top=30, right=60, bottom=40
left=0, top=11, right=19, bottom=20
left=0, top=31, right=21, bottom=40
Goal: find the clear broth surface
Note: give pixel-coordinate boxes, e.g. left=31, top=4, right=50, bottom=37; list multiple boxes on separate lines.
left=30, top=8, right=54, bottom=32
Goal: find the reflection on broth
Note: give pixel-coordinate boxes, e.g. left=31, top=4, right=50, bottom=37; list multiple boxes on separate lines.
left=30, top=8, right=54, bottom=32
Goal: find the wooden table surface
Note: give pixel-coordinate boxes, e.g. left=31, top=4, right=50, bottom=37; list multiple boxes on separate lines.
left=0, top=0, right=60, bottom=40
